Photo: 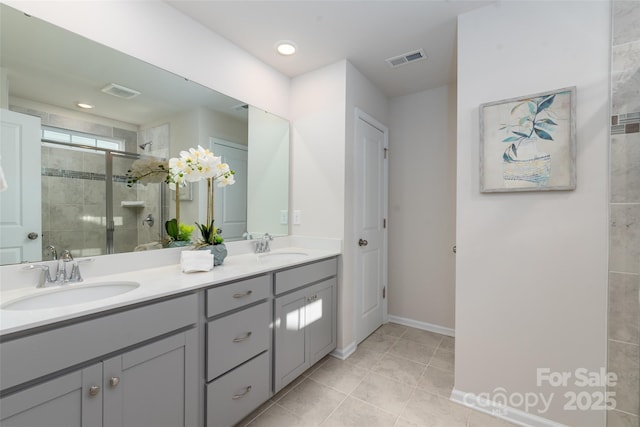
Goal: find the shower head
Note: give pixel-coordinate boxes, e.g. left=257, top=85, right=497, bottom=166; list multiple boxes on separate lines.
left=139, top=141, right=153, bottom=150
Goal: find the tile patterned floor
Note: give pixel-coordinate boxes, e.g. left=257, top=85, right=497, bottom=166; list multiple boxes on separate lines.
left=236, top=323, right=516, bottom=427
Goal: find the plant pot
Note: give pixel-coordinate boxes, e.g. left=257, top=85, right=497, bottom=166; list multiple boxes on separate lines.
left=198, top=243, right=227, bottom=266
left=167, top=240, right=192, bottom=248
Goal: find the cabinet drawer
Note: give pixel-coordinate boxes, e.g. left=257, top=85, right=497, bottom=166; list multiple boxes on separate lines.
left=206, top=274, right=270, bottom=318
left=206, top=352, right=270, bottom=427
left=274, top=257, right=337, bottom=295
left=207, top=301, right=270, bottom=381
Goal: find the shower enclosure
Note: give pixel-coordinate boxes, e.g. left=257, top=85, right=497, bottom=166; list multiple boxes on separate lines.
left=41, top=140, right=166, bottom=259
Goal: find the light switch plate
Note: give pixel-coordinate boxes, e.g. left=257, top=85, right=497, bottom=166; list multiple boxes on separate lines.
left=280, top=210, right=288, bottom=225
left=293, top=210, right=302, bottom=225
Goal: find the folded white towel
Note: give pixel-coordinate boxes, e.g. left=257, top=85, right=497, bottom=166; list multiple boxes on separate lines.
left=180, top=250, right=213, bottom=273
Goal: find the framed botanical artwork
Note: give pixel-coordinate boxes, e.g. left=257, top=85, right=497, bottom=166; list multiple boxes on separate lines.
left=479, top=86, right=576, bottom=192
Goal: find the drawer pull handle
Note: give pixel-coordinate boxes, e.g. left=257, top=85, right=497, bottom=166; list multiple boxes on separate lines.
left=233, top=331, right=252, bottom=342
left=232, top=385, right=252, bottom=400
left=233, top=290, right=253, bottom=298
left=109, top=377, right=120, bottom=388
left=88, top=385, right=101, bottom=397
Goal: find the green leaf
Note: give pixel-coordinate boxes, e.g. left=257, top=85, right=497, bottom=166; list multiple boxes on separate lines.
left=511, top=143, right=518, bottom=157
left=512, top=131, right=529, bottom=138
left=502, top=136, right=519, bottom=142
left=165, top=219, right=179, bottom=239
left=534, top=128, right=554, bottom=140
left=537, top=94, right=556, bottom=113
left=528, top=101, right=536, bottom=115
left=539, top=118, right=558, bottom=125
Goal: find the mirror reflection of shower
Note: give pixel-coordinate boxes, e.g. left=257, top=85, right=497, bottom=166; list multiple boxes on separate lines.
left=41, top=136, right=166, bottom=259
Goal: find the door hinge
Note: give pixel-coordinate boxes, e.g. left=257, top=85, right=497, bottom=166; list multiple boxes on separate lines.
left=382, top=286, right=386, bottom=299
left=384, top=148, right=388, bottom=159
left=383, top=218, right=387, bottom=229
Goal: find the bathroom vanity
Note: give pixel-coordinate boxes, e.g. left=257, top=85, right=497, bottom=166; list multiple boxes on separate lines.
left=0, top=245, right=340, bottom=427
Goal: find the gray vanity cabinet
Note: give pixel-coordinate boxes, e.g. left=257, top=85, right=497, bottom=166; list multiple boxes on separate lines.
left=273, top=258, right=337, bottom=392
left=0, top=363, right=103, bottom=427
left=102, top=330, right=198, bottom=427
left=205, top=274, right=272, bottom=427
left=0, top=294, right=199, bottom=427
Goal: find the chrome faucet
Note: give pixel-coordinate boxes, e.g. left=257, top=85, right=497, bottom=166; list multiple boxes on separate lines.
left=254, top=233, right=273, bottom=254
left=24, top=250, right=94, bottom=288
left=55, top=250, right=74, bottom=283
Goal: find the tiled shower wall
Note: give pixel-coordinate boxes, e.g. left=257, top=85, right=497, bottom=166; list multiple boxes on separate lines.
left=10, top=104, right=165, bottom=258
left=608, top=2, right=640, bottom=426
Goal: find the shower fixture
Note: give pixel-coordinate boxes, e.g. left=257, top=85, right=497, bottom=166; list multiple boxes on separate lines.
left=139, top=141, right=153, bottom=150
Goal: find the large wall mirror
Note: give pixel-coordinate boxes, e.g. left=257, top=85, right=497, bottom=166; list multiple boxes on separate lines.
left=0, top=3, right=290, bottom=265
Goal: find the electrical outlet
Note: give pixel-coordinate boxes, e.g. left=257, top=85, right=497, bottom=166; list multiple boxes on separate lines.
left=293, top=210, right=302, bottom=225
left=280, top=210, right=288, bottom=225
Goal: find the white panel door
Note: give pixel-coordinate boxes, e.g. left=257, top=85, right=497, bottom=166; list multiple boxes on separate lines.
left=212, top=138, right=248, bottom=241
left=354, top=112, right=388, bottom=343
left=0, top=109, right=42, bottom=264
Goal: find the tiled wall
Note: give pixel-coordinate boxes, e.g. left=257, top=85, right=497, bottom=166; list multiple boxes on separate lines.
left=608, top=2, right=640, bottom=426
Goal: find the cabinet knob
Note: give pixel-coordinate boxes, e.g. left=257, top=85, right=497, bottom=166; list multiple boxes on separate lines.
left=88, top=385, right=101, bottom=397
left=358, top=239, right=368, bottom=247
left=233, top=331, right=252, bottom=342
left=109, top=377, right=120, bottom=388
left=232, top=385, right=252, bottom=400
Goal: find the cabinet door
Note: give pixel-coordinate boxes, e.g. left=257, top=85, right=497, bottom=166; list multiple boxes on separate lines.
left=103, top=330, right=198, bottom=427
left=306, top=278, right=337, bottom=365
left=0, top=363, right=102, bottom=427
left=273, top=289, right=308, bottom=392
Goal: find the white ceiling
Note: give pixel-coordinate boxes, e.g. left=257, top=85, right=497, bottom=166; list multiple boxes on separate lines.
left=167, top=0, right=492, bottom=98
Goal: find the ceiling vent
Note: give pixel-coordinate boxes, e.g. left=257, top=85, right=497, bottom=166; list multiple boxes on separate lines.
left=385, top=49, right=427, bottom=68
left=231, top=103, right=249, bottom=112
left=101, top=83, right=141, bottom=99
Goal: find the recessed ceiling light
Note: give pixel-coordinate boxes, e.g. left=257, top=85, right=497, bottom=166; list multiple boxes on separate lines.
left=77, top=103, right=93, bottom=109
left=275, top=40, right=297, bottom=56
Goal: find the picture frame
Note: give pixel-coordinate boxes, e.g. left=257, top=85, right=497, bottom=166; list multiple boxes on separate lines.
left=479, top=86, right=576, bottom=193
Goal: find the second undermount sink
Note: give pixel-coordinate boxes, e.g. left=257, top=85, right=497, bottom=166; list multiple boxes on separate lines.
left=257, top=251, right=310, bottom=263
left=1, top=281, right=140, bottom=311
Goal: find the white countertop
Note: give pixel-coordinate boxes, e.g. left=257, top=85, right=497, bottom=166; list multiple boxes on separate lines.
left=0, top=238, right=341, bottom=337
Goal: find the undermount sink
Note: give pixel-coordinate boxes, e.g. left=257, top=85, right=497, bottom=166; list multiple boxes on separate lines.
left=257, top=251, right=310, bottom=262
left=1, top=281, right=140, bottom=311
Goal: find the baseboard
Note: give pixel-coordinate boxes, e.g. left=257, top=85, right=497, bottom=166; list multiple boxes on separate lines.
left=330, top=341, right=356, bottom=360
left=450, top=389, right=567, bottom=427
left=387, top=315, right=455, bottom=337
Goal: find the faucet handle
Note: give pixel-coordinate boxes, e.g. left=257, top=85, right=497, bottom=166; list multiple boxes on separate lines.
left=69, top=258, right=94, bottom=283
left=23, top=264, right=54, bottom=288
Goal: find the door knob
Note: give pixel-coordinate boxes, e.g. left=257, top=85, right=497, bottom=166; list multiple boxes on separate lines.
left=27, top=232, right=39, bottom=240
left=358, top=239, right=368, bottom=247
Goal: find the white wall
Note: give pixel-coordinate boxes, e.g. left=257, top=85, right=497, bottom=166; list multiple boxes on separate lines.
left=388, top=84, right=456, bottom=331
left=247, top=106, right=289, bottom=236
left=2, top=0, right=290, bottom=118
left=290, top=60, right=388, bottom=349
left=344, top=61, right=389, bottom=347
left=455, top=2, right=610, bottom=426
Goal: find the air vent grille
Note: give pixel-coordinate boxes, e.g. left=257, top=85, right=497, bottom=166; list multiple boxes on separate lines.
left=385, top=49, right=427, bottom=68
left=101, top=83, right=141, bottom=99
